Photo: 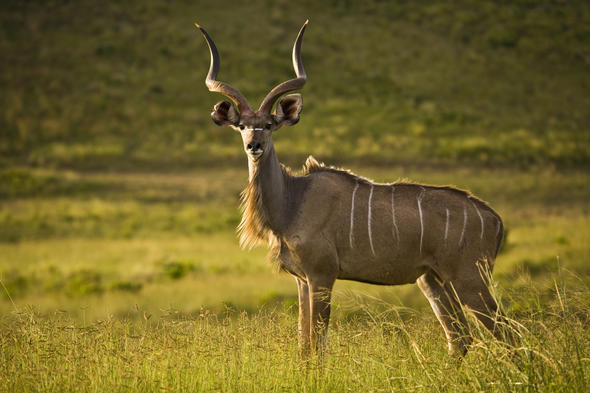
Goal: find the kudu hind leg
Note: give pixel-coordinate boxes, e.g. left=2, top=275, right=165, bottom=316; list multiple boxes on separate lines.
left=417, top=271, right=472, bottom=356
left=456, top=281, right=498, bottom=331
left=454, top=278, right=516, bottom=346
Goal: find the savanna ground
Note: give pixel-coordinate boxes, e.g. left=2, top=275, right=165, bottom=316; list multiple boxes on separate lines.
left=2, top=0, right=590, bottom=392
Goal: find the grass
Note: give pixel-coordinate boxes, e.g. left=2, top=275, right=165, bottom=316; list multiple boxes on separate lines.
left=2, top=281, right=590, bottom=392
left=1, top=165, right=589, bottom=391
left=1, top=165, right=589, bottom=313
left=1, top=0, right=590, bottom=169
left=2, top=0, right=590, bottom=390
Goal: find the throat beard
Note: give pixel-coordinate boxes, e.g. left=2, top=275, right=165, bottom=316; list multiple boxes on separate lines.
left=238, top=173, right=272, bottom=249
left=239, top=150, right=280, bottom=248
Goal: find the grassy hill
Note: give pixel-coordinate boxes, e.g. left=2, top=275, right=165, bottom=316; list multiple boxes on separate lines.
left=1, top=0, right=590, bottom=170
left=2, top=3, right=590, bottom=390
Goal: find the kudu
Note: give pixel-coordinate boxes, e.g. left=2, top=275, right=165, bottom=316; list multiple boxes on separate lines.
left=195, top=21, right=506, bottom=356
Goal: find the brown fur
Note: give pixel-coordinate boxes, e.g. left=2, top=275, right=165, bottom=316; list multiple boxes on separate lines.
left=301, top=155, right=503, bottom=258
left=199, top=23, right=509, bottom=356
left=239, top=153, right=504, bottom=284
left=239, top=130, right=507, bottom=356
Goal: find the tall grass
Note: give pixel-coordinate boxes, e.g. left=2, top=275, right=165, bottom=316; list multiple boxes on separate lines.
left=0, top=165, right=588, bottom=391
left=1, top=275, right=589, bottom=392
left=1, top=1, right=589, bottom=390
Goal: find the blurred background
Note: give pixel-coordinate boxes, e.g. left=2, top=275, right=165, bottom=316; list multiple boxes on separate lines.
left=1, top=0, right=589, bottom=321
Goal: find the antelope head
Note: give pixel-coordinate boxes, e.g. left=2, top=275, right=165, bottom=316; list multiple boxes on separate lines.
left=196, top=21, right=307, bottom=162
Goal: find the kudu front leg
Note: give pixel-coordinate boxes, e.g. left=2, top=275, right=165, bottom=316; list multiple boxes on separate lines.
left=308, top=278, right=335, bottom=354
left=295, top=277, right=311, bottom=355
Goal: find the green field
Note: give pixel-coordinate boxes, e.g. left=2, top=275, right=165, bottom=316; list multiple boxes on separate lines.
left=2, top=166, right=589, bottom=391
left=2, top=0, right=590, bottom=391
left=2, top=0, right=590, bottom=170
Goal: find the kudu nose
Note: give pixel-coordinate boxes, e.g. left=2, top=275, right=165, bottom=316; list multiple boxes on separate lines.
left=247, top=142, right=261, bottom=152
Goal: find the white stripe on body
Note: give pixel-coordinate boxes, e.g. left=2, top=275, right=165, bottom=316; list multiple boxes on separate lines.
left=368, top=184, right=376, bottom=256
left=349, top=181, right=359, bottom=249
left=444, top=208, right=450, bottom=243
left=391, top=186, right=400, bottom=245
left=469, top=197, right=485, bottom=239
left=417, top=187, right=425, bottom=255
left=459, top=205, right=467, bottom=246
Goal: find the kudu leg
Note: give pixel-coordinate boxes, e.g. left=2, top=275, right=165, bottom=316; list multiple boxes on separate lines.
left=456, top=281, right=498, bottom=331
left=307, top=278, right=335, bottom=354
left=417, top=270, right=472, bottom=356
left=295, top=277, right=311, bottom=355
left=454, top=278, right=516, bottom=346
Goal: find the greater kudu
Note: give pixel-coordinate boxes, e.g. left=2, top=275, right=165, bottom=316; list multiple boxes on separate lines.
left=195, top=21, right=506, bottom=356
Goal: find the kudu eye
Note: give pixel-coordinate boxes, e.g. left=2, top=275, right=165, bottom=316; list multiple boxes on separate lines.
left=265, top=123, right=272, bottom=130
left=239, top=124, right=245, bottom=130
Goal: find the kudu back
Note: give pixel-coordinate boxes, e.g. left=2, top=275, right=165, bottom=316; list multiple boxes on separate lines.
left=195, top=21, right=507, bottom=356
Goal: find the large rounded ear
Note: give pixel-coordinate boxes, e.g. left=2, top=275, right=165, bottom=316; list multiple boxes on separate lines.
left=274, top=94, right=302, bottom=127
left=211, top=101, right=239, bottom=126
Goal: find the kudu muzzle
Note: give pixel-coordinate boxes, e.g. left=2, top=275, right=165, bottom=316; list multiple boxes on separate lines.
left=244, top=128, right=265, bottom=160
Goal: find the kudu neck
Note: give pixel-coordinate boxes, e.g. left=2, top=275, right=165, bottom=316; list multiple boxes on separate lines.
left=247, top=144, right=288, bottom=233
left=248, top=144, right=282, bottom=182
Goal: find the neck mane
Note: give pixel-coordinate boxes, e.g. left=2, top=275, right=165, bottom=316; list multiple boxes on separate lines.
left=238, top=146, right=288, bottom=249
left=238, top=153, right=323, bottom=250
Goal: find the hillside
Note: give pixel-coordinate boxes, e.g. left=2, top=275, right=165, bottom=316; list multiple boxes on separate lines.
left=1, top=0, right=589, bottom=170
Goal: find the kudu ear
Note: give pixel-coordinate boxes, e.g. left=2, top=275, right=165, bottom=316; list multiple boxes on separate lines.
left=274, top=94, right=302, bottom=127
left=211, top=100, right=239, bottom=126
